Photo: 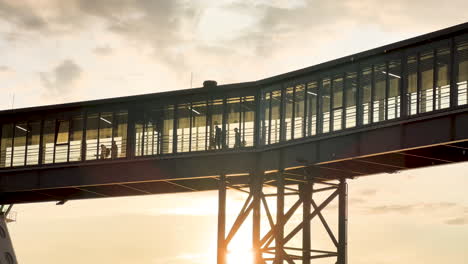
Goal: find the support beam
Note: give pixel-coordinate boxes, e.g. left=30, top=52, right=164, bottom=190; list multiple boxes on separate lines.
left=275, top=171, right=285, bottom=264
left=338, top=178, right=348, bottom=264
left=251, top=169, right=264, bottom=264
left=217, top=174, right=227, bottom=264
left=301, top=182, right=313, bottom=264
left=220, top=171, right=349, bottom=264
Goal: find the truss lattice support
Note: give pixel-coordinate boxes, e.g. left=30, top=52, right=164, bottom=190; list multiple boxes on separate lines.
left=217, top=171, right=348, bottom=264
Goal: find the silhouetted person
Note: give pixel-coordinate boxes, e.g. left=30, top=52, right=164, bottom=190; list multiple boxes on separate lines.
left=234, top=128, right=241, bottom=148
left=209, top=136, right=216, bottom=150
left=100, top=144, right=107, bottom=159
left=111, top=140, right=118, bottom=159
left=215, top=124, right=222, bottom=149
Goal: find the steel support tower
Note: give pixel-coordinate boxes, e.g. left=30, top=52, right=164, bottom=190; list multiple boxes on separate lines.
left=217, top=169, right=348, bottom=264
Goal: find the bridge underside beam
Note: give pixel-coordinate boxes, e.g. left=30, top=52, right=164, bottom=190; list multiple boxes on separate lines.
left=1, top=136, right=468, bottom=205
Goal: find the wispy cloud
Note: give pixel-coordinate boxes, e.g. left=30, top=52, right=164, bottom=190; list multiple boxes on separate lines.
left=40, top=59, right=82, bottom=94
left=365, top=202, right=461, bottom=215
left=93, top=44, right=113, bottom=56
left=445, top=217, right=468, bottom=226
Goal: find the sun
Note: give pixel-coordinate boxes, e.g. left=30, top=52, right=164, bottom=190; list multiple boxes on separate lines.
left=226, top=248, right=254, bottom=264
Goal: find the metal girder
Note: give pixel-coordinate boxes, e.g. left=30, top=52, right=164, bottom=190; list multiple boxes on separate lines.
left=217, top=172, right=348, bottom=264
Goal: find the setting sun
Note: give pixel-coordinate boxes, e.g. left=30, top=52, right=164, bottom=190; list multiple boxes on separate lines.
left=227, top=248, right=254, bottom=264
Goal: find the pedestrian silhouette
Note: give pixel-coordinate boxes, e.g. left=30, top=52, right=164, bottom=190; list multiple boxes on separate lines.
left=111, top=140, right=118, bottom=159
left=234, top=128, right=241, bottom=148
left=100, top=144, right=108, bottom=159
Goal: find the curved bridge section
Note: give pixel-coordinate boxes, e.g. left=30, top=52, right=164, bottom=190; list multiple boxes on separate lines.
left=0, top=23, right=468, bottom=204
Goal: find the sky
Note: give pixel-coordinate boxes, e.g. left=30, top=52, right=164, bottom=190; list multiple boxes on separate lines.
left=0, top=0, right=467, bottom=263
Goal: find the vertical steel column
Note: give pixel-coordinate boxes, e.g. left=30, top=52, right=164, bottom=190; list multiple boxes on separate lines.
left=217, top=174, right=227, bottom=264
left=449, top=38, right=457, bottom=107
left=301, top=182, right=313, bottom=264
left=338, top=178, right=348, bottom=264
left=252, top=163, right=263, bottom=264
left=126, top=107, right=135, bottom=159
left=275, top=170, right=285, bottom=264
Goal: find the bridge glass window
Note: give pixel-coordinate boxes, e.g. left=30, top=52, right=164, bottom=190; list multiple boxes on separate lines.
left=388, top=60, right=401, bottom=120
left=12, top=123, right=27, bottom=166
left=208, top=99, right=224, bottom=150
left=54, top=120, right=70, bottom=163
left=85, top=113, right=99, bottom=160
left=242, top=96, right=255, bottom=147
left=360, top=66, right=372, bottom=125
left=113, top=111, right=127, bottom=159
left=435, top=47, right=451, bottom=110
left=69, top=116, right=83, bottom=162
left=373, top=63, right=386, bottom=123
left=177, top=104, right=191, bottom=153
left=0, top=124, right=13, bottom=168
left=191, top=101, right=207, bottom=151
left=226, top=97, right=241, bottom=148
left=284, top=86, right=294, bottom=140
left=135, top=117, right=144, bottom=157
left=332, top=76, right=344, bottom=131
left=261, top=89, right=281, bottom=145
left=145, top=112, right=158, bottom=156
left=407, top=55, right=418, bottom=115
left=294, top=84, right=305, bottom=139
left=226, top=96, right=254, bottom=148
left=26, top=121, right=40, bottom=165
left=345, top=71, right=357, bottom=128
left=98, top=112, right=113, bottom=159
left=456, top=39, right=468, bottom=106
left=42, top=120, right=56, bottom=164
left=321, top=78, right=331, bottom=133
left=271, top=90, right=281, bottom=144
left=306, top=81, right=318, bottom=136
left=137, top=107, right=163, bottom=156
left=420, top=51, right=434, bottom=113
left=163, top=105, right=174, bottom=154
left=260, top=92, right=270, bottom=145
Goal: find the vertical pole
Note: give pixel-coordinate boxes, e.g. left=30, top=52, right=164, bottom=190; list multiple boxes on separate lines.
left=302, top=182, right=312, bottom=264
left=126, top=107, right=135, bottom=159
left=401, top=53, right=408, bottom=118
left=338, top=178, right=348, bottom=264
left=217, top=174, right=227, bottom=264
left=449, top=38, right=457, bottom=108
left=252, top=158, right=263, bottom=264
left=275, top=170, right=285, bottom=264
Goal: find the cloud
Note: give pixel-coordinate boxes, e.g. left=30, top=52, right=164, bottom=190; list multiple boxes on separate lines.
left=349, top=197, right=367, bottom=205
left=0, top=0, right=465, bottom=85
left=359, top=189, right=377, bottom=196
left=445, top=217, right=468, bottom=226
left=0, top=65, right=15, bottom=78
left=368, top=204, right=416, bottom=214
left=93, top=45, right=113, bottom=56
left=0, top=1, right=48, bottom=31
left=40, top=59, right=82, bottom=94
left=366, top=202, right=460, bottom=215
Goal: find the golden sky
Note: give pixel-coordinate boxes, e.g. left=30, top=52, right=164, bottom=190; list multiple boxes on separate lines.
left=0, top=0, right=467, bottom=263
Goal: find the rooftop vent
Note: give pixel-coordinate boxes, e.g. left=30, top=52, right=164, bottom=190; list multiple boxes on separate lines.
left=203, top=80, right=217, bottom=89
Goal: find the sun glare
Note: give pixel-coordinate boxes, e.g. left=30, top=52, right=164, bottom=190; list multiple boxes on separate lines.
left=227, top=248, right=254, bottom=264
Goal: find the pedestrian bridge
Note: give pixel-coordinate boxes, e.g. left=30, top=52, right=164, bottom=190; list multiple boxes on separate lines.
left=1, top=22, right=468, bottom=204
